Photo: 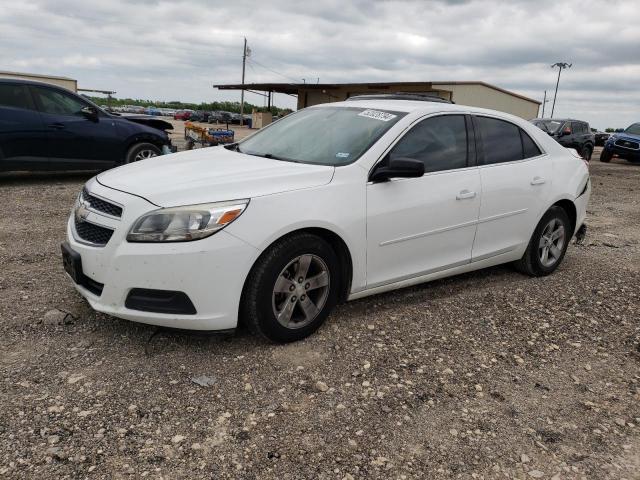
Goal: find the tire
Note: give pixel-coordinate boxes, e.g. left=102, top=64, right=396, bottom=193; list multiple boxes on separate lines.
left=514, top=206, right=571, bottom=277
left=600, top=149, right=612, bottom=163
left=581, top=145, right=592, bottom=162
left=125, top=142, right=161, bottom=164
left=240, top=233, right=340, bottom=343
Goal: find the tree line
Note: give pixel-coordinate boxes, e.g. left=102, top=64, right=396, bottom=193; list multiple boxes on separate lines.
left=84, top=96, right=290, bottom=115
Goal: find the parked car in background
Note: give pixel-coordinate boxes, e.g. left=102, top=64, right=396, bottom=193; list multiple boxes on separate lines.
left=174, top=110, right=193, bottom=120
left=188, top=111, right=210, bottom=123
left=145, top=107, right=162, bottom=116
left=0, top=79, right=175, bottom=171
left=601, top=122, right=640, bottom=163
left=64, top=95, right=590, bottom=342
left=208, top=111, right=233, bottom=124
left=591, top=128, right=610, bottom=146
left=531, top=118, right=595, bottom=161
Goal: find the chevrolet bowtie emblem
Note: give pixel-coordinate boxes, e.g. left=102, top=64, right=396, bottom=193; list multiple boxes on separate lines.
left=75, top=204, right=90, bottom=221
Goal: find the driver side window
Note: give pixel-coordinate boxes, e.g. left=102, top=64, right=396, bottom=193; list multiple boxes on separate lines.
left=389, top=115, right=468, bottom=173
left=32, top=87, right=87, bottom=116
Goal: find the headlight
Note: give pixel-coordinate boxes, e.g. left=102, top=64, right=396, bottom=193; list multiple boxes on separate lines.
left=127, top=199, right=249, bottom=242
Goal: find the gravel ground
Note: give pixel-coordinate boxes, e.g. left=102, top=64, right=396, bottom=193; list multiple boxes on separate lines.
left=0, top=148, right=639, bottom=479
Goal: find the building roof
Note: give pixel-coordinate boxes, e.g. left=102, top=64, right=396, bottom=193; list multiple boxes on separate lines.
left=0, top=70, right=76, bottom=82
left=213, top=81, right=540, bottom=105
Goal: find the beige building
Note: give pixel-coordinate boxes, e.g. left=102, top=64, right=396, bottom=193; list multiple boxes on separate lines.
left=215, top=81, right=540, bottom=120
left=0, top=71, right=77, bottom=92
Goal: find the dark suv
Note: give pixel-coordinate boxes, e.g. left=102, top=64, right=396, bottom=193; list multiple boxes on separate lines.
left=531, top=118, right=595, bottom=161
left=0, top=79, right=175, bottom=171
left=601, top=123, right=640, bottom=163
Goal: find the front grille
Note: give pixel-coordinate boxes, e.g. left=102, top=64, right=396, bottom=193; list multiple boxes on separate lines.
left=74, top=217, right=114, bottom=246
left=82, top=188, right=123, bottom=218
left=615, top=139, right=639, bottom=150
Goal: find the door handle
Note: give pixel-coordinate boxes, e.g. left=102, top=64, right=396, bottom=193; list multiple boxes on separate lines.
left=456, top=189, right=476, bottom=200
left=531, top=176, right=546, bottom=185
left=47, top=123, right=65, bottom=130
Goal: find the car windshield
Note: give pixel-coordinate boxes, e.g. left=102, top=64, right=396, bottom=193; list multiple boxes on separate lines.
left=625, top=123, right=640, bottom=135
left=238, top=106, right=406, bottom=166
left=533, top=120, right=563, bottom=133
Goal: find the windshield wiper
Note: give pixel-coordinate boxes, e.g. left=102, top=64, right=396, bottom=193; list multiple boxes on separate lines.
left=244, top=151, right=301, bottom=163
left=224, top=143, right=242, bottom=153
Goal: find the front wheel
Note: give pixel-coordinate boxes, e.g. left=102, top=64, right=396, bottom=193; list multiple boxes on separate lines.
left=514, top=206, right=571, bottom=276
left=600, top=149, right=612, bottom=163
left=125, top=143, right=161, bottom=164
left=240, top=233, right=340, bottom=343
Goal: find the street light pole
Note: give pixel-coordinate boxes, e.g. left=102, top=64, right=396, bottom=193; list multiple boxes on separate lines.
left=239, top=37, right=247, bottom=127
left=550, top=62, right=572, bottom=118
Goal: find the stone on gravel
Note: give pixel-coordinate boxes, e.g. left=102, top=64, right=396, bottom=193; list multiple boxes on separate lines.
left=314, top=381, right=329, bottom=392
left=528, top=470, right=545, bottom=478
left=43, top=309, right=67, bottom=325
left=191, top=375, right=216, bottom=387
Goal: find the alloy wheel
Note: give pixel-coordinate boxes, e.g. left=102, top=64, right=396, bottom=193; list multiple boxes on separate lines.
left=272, top=254, right=330, bottom=329
left=134, top=149, right=158, bottom=162
left=538, top=218, right=565, bottom=268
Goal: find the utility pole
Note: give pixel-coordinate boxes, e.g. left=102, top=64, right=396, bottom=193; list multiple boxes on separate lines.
left=550, top=62, right=572, bottom=118
left=541, top=90, right=547, bottom=117
left=240, top=37, right=247, bottom=127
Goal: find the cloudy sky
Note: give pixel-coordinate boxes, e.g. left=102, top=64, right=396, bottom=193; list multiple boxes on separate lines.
left=2, top=0, right=638, bottom=129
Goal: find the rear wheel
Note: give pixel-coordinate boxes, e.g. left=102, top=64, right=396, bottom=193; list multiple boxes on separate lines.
left=581, top=145, right=592, bottom=161
left=600, top=149, right=612, bottom=163
left=240, top=233, right=340, bottom=343
left=514, top=206, right=571, bottom=276
left=125, top=142, right=161, bottom=164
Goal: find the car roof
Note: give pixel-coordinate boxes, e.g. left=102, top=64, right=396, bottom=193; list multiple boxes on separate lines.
left=532, top=118, right=587, bottom=123
left=313, top=99, right=531, bottom=124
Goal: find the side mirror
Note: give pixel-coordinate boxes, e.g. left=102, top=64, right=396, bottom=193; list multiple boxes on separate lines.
left=80, top=106, right=98, bottom=121
left=370, top=157, right=425, bottom=183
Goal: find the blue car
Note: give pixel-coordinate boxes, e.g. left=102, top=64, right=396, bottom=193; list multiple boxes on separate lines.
left=601, top=123, right=640, bottom=163
left=0, top=79, right=175, bottom=171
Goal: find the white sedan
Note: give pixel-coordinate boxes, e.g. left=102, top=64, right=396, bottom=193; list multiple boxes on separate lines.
left=63, top=95, right=590, bottom=342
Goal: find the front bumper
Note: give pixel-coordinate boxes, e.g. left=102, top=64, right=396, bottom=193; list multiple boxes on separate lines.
left=64, top=179, right=259, bottom=330
left=604, top=141, right=640, bottom=160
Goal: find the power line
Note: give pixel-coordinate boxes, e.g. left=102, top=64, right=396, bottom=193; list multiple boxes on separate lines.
left=246, top=58, right=301, bottom=85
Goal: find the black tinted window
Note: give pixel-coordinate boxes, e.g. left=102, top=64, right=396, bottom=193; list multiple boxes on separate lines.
left=572, top=122, right=585, bottom=134
left=32, top=87, right=87, bottom=116
left=521, top=130, right=542, bottom=158
left=389, top=115, right=467, bottom=173
left=475, top=116, right=523, bottom=165
left=0, top=84, right=33, bottom=109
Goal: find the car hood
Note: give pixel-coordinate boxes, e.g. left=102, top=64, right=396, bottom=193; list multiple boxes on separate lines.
left=610, top=132, right=640, bottom=141
left=97, top=147, right=335, bottom=207
left=118, top=114, right=173, bottom=132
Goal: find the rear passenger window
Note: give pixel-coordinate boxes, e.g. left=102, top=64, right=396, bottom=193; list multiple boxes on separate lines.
left=389, top=115, right=468, bottom=173
left=572, top=122, right=584, bottom=134
left=521, top=130, right=542, bottom=158
left=0, top=84, right=33, bottom=110
left=475, top=116, right=523, bottom=165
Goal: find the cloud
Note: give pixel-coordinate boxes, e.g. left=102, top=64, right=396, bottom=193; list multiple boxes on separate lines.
left=0, top=0, right=638, bottom=128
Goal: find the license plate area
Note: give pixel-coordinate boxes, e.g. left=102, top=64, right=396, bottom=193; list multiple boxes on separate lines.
left=61, top=242, right=82, bottom=284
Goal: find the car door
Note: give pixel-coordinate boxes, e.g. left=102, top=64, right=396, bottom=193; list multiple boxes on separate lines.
left=572, top=121, right=591, bottom=151
left=471, top=115, right=551, bottom=261
left=29, top=85, right=120, bottom=169
left=0, top=82, right=49, bottom=170
left=366, top=114, right=481, bottom=287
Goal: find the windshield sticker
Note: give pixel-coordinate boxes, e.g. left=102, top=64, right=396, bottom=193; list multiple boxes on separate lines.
left=358, top=109, right=397, bottom=122
left=335, top=152, right=350, bottom=159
